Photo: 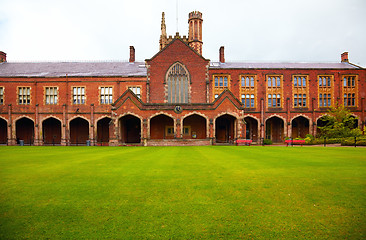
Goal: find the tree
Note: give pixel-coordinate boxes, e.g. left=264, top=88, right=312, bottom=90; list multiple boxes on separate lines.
left=317, top=105, right=360, bottom=138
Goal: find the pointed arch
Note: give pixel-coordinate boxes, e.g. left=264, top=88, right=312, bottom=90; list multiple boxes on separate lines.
left=165, top=62, right=190, bottom=103
left=42, top=117, right=62, bottom=144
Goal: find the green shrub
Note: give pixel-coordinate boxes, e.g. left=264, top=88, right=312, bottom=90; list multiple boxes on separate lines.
left=341, top=137, right=366, bottom=146
left=263, top=139, right=272, bottom=145
left=305, top=138, right=343, bottom=145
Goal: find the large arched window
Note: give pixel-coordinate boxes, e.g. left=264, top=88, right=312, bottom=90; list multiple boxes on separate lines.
left=166, top=63, right=190, bottom=103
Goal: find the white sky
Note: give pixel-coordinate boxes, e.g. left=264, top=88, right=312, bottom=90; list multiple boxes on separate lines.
left=0, top=0, right=365, bottom=66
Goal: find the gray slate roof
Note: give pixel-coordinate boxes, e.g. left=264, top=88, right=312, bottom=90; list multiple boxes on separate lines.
left=0, top=61, right=147, bottom=77
left=209, top=62, right=361, bottom=69
left=0, top=60, right=362, bottom=78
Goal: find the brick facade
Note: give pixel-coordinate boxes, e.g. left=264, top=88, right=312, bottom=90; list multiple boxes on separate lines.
left=0, top=11, right=365, bottom=146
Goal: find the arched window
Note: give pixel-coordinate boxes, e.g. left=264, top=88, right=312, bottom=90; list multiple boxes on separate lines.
left=166, top=63, right=190, bottom=103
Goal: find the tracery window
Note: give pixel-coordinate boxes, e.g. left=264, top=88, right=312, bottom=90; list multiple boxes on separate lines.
left=318, top=75, right=333, bottom=107
left=213, top=74, right=230, bottom=101
left=240, top=75, right=256, bottom=108
left=342, top=75, right=357, bottom=107
left=166, top=63, right=190, bottom=103
left=267, top=75, right=282, bottom=108
left=293, top=75, right=308, bottom=108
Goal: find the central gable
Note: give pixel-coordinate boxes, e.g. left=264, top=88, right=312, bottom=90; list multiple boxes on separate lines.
left=146, top=37, right=210, bottom=104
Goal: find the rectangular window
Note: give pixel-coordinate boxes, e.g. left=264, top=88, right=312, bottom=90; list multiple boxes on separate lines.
left=165, top=126, right=174, bottom=136
left=128, top=86, right=141, bottom=99
left=267, top=75, right=282, bottom=108
left=240, top=75, right=256, bottom=109
left=45, top=87, right=58, bottom=105
left=213, top=75, right=230, bottom=101
left=293, top=75, right=308, bottom=108
left=342, top=75, right=357, bottom=107
left=318, top=75, right=333, bottom=108
left=18, top=87, right=31, bottom=105
left=294, top=94, right=306, bottom=107
left=0, top=87, right=3, bottom=104
left=100, top=87, right=113, bottom=104
left=73, top=87, right=85, bottom=104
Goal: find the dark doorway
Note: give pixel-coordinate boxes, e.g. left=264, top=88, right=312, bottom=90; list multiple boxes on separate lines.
left=16, top=117, right=34, bottom=145
left=215, top=114, right=236, bottom=143
left=97, top=117, right=111, bottom=145
left=42, top=117, right=61, bottom=145
left=265, top=116, right=284, bottom=143
left=70, top=117, right=89, bottom=145
left=0, top=118, right=8, bottom=144
left=182, top=114, right=207, bottom=139
left=0, top=118, right=7, bottom=144
left=120, top=115, right=141, bottom=143
left=244, top=117, right=258, bottom=141
left=291, top=116, right=310, bottom=139
left=150, top=114, right=174, bottom=139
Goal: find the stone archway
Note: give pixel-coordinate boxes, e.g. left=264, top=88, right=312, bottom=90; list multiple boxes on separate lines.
left=182, top=114, right=207, bottom=139
left=244, top=116, right=258, bottom=142
left=69, top=117, right=89, bottom=145
left=16, top=117, right=34, bottom=145
left=215, top=114, right=236, bottom=143
left=119, top=115, right=141, bottom=143
left=150, top=114, right=174, bottom=140
left=0, top=118, right=7, bottom=144
left=265, top=116, right=284, bottom=143
left=42, top=117, right=61, bottom=144
left=97, top=117, right=112, bottom=145
left=291, top=116, right=310, bottom=138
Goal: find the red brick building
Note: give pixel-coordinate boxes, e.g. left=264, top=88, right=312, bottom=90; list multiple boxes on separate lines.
left=0, top=11, right=365, bottom=146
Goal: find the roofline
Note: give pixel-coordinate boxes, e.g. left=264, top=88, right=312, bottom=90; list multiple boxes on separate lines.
left=145, top=37, right=210, bottom=62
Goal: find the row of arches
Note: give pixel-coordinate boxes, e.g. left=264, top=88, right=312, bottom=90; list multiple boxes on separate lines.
left=0, top=114, right=360, bottom=145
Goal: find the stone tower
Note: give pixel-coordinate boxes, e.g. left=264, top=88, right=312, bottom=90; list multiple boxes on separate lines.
left=188, top=11, right=203, bottom=55
left=159, top=12, right=168, bottom=50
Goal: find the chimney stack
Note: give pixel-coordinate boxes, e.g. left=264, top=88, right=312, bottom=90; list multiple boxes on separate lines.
left=219, top=46, right=225, bottom=63
left=0, top=51, right=6, bottom=63
left=341, top=52, right=349, bottom=63
left=129, top=46, right=135, bottom=63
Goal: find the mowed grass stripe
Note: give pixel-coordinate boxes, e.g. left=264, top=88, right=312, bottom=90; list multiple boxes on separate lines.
left=0, top=146, right=365, bottom=239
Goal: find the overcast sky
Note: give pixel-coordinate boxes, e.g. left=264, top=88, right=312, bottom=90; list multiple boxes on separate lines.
left=0, top=0, right=365, bottom=66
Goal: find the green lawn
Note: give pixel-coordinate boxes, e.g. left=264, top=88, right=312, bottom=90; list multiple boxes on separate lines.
left=0, top=146, right=365, bottom=239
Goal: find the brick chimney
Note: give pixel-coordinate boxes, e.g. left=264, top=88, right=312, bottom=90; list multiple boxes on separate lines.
left=0, top=51, right=6, bottom=62
left=219, top=46, right=225, bottom=63
left=341, top=52, right=348, bottom=62
left=129, top=46, right=135, bottom=63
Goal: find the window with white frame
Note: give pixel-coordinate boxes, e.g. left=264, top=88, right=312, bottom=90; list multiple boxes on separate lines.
left=45, top=87, right=58, bottom=105
left=18, top=87, right=31, bottom=105
left=128, top=86, right=141, bottom=99
left=72, top=87, right=85, bottom=104
left=100, top=87, right=113, bottom=104
left=0, top=87, right=3, bottom=104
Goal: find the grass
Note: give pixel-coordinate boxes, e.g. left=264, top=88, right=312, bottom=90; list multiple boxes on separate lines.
left=0, top=146, right=365, bottom=239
